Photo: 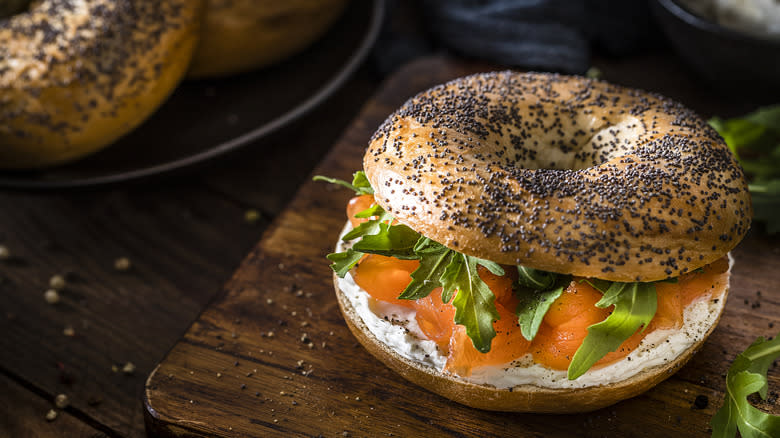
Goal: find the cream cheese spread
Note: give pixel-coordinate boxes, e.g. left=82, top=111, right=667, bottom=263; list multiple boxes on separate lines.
left=336, top=223, right=728, bottom=389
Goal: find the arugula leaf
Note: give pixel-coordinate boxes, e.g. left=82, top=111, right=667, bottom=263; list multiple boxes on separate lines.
left=579, top=277, right=612, bottom=293
left=352, top=223, right=420, bottom=259
left=751, top=181, right=780, bottom=234
left=327, top=250, right=364, bottom=278
left=443, top=253, right=500, bottom=353
left=709, top=117, right=767, bottom=160
left=517, top=266, right=557, bottom=289
left=440, top=255, right=465, bottom=305
left=711, top=334, right=780, bottom=438
left=353, top=204, right=383, bottom=219
left=477, top=258, right=505, bottom=276
left=515, top=267, right=572, bottom=341
left=567, top=282, right=657, bottom=380
left=313, top=171, right=374, bottom=195
left=516, top=283, right=566, bottom=341
left=710, top=105, right=780, bottom=233
left=351, top=171, right=374, bottom=194
left=359, top=233, right=503, bottom=354
left=398, top=238, right=453, bottom=300
left=318, top=169, right=532, bottom=354
left=342, top=208, right=393, bottom=241
left=328, top=201, right=398, bottom=277
left=597, top=282, right=630, bottom=307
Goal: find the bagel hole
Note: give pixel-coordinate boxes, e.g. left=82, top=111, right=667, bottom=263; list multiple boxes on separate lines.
left=505, top=116, right=645, bottom=171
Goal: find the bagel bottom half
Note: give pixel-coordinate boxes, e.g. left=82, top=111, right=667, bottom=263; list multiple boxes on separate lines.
left=332, top=248, right=730, bottom=413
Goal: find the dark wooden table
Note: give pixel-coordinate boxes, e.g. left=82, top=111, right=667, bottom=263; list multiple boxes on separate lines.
left=0, top=59, right=379, bottom=437
left=1, top=50, right=776, bottom=438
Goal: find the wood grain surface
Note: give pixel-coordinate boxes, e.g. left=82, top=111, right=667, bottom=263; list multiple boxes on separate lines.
left=143, top=56, right=780, bottom=437
left=0, top=374, right=107, bottom=438
left=0, top=64, right=377, bottom=437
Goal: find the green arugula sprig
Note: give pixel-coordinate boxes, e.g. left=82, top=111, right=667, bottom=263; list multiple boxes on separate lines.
left=515, top=268, right=570, bottom=341
left=317, top=172, right=663, bottom=378
left=568, top=282, right=657, bottom=380
left=711, top=334, right=780, bottom=438
left=318, top=172, right=503, bottom=352
left=710, top=105, right=780, bottom=233
left=397, top=237, right=452, bottom=300
left=440, top=252, right=503, bottom=353
left=396, top=237, right=504, bottom=352
left=313, top=172, right=374, bottom=195
left=517, top=274, right=659, bottom=380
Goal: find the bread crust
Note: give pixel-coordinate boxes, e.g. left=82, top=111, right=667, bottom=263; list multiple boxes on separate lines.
left=364, top=72, right=751, bottom=282
left=334, top=270, right=728, bottom=413
left=0, top=0, right=203, bottom=168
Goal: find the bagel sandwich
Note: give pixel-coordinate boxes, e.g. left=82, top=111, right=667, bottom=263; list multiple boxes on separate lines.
left=316, top=71, right=751, bottom=413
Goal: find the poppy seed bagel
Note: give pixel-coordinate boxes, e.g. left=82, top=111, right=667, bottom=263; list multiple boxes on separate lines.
left=0, top=0, right=202, bottom=168
left=364, top=71, right=752, bottom=282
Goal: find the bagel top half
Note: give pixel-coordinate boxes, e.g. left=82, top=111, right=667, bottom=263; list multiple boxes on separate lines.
left=364, top=72, right=752, bottom=282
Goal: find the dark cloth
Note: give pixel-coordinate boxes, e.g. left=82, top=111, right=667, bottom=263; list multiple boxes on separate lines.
left=373, top=0, right=658, bottom=75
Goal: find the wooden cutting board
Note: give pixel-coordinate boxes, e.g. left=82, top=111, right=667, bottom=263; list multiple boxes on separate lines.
left=143, top=56, right=780, bottom=438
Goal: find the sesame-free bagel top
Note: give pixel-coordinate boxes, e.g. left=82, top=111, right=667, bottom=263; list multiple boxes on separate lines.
left=364, top=72, right=751, bottom=282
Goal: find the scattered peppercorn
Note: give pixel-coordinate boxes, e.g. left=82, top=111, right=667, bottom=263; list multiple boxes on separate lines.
left=44, top=289, right=60, bottom=304
left=114, top=257, right=131, bottom=271
left=49, top=275, right=66, bottom=290
left=54, top=394, right=69, bottom=409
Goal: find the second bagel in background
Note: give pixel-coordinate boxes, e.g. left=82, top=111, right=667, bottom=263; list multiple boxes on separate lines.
left=0, top=0, right=203, bottom=169
left=188, top=0, right=349, bottom=78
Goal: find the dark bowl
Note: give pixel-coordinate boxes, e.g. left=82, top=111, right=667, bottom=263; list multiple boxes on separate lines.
left=651, top=0, right=780, bottom=100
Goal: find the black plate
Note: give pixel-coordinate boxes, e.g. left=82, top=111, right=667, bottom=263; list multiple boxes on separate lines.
left=0, top=0, right=383, bottom=189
